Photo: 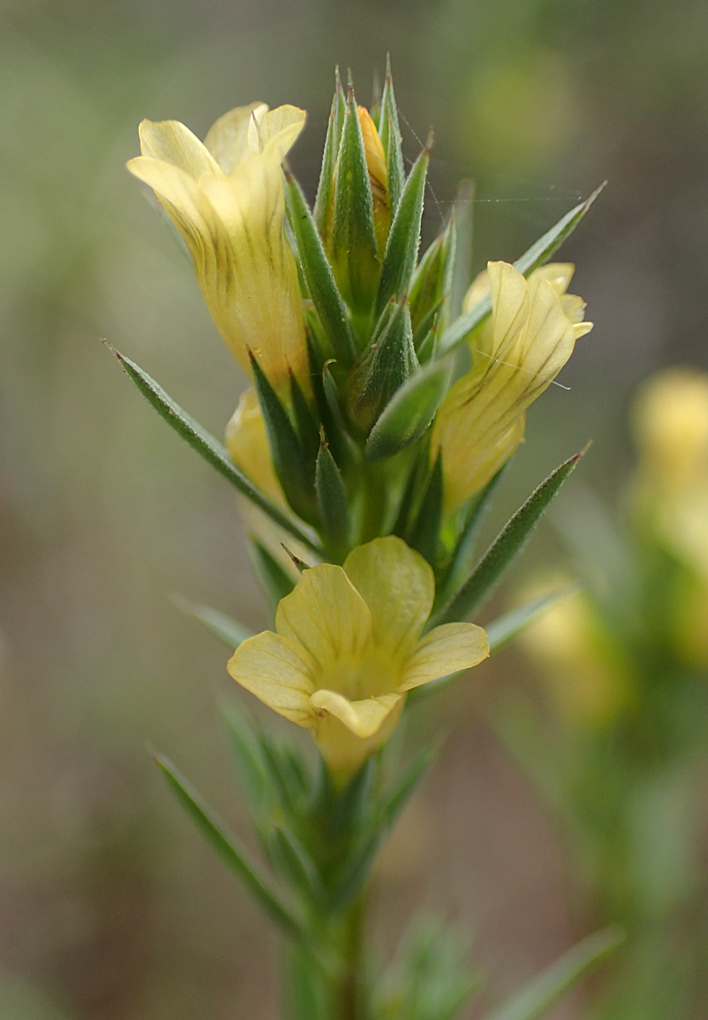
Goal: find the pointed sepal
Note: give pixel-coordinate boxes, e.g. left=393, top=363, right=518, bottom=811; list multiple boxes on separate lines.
left=329, top=80, right=380, bottom=317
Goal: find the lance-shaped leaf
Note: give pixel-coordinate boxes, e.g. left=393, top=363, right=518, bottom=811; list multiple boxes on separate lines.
left=268, top=824, right=323, bottom=901
left=435, top=450, right=584, bottom=624
left=483, top=927, right=623, bottom=1020
left=173, top=595, right=252, bottom=649
left=250, top=538, right=297, bottom=613
left=313, top=69, right=345, bottom=238
left=378, top=57, right=405, bottom=214
left=329, top=84, right=380, bottom=314
left=345, top=299, right=418, bottom=435
left=375, top=140, right=430, bottom=318
left=365, top=357, right=452, bottom=461
left=153, top=752, right=306, bottom=941
left=250, top=354, right=316, bottom=524
left=409, top=215, right=456, bottom=338
left=220, top=701, right=270, bottom=806
left=109, top=346, right=321, bottom=555
left=315, top=435, right=349, bottom=555
left=289, top=370, right=320, bottom=466
left=407, top=452, right=444, bottom=565
left=485, top=584, right=580, bottom=654
left=285, top=171, right=357, bottom=365
left=438, top=184, right=605, bottom=356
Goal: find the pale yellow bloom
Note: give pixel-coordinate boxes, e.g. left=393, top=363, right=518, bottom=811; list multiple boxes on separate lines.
left=127, top=103, right=308, bottom=388
left=632, top=369, right=708, bottom=493
left=227, top=536, right=488, bottom=773
left=631, top=370, right=708, bottom=665
left=432, top=261, right=592, bottom=513
left=519, top=580, right=631, bottom=727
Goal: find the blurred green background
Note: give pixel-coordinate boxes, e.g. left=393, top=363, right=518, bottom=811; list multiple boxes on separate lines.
left=2, top=0, right=707, bottom=1016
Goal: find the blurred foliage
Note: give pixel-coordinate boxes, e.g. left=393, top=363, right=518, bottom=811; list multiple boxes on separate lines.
left=1, top=0, right=707, bottom=1016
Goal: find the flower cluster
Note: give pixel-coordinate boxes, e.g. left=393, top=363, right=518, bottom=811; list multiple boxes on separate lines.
left=128, top=67, right=594, bottom=773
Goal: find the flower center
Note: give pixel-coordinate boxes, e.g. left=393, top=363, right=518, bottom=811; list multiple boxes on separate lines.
left=319, top=647, right=403, bottom=701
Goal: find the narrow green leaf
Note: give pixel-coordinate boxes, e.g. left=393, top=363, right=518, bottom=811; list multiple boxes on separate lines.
left=269, top=824, right=323, bottom=900
left=285, top=171, right=357, bottom=365
left=375, top=141, right=430, bottom=317
left=345, top=300, right=418, bottom=436
left=407, top=452, right=444, bottom=565
left=483, top=927, right=624, bottom=1020
left=448, top=179, right=474, bottom=322
left=438, top=184, right=605, bottom=355
left=409, top=214, right=456, bottom=341
left=153, top=751, right=305, bottom=940
left=289, top=370, right=320, bottom=465
left=249, top=538, right=297, bottom=612
left=366, top=357, right=452, bottom=461
left=315, top=437, right=349, bottom=555
left=378, top=56, right=405, bottom=214
left=328, top=828, right=383, bottom=913
left=313, top=71, right=345, bottom=239
left=436, top=450, right=585, bottom=624
left=330, top=83, right=380, bottom=313
left=486, top=584, right=580, bottom=654
left=172, top=595, right=252, bottom=649
left=250, top=355, right=316, bottom=524
left=220, top=700, right=269, bottom=805
left=109, top=346, right=321, bottom=555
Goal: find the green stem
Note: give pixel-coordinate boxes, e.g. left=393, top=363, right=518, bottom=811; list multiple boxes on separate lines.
left=335, top=896, right=367, bottom=1020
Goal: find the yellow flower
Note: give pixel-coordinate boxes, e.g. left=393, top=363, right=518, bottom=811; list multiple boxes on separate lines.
left=518, top=580, right=631, bottom=728
left=227, top=536, right=489, bottom=774
left=432, top=261, right=592, bottom=514
left=127, top=103, right=308, bottom=388
left=632, top=369, right=708, bottom=493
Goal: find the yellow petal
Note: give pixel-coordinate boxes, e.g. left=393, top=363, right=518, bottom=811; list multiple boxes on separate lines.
left=204, top=102, right=268, bottom=173
left=399, top=622, right=489, bottom=691
left=225, top=387, right=283, bottom=504
left=138, top=118, right=221, bottom=179
left=275, top=564, right=373, bottom=674
left=530, top=262, right=575, bottom=295
left=310, top=689, right=402, bottom=738
left=227, top=631, right=316, bottom=726
left=310, top=690, right=404, bottom=774
left=343, top=537, right=434, bottom=659
left=248, top=105, right=307, bottom=161
left=433, top=261, right=592, bottom=512
left=128, top=107, right=308, bottom=389
left=126, top=156, right=221, bottom=271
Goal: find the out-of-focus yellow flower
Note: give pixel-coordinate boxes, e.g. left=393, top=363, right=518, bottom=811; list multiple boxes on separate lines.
left=227, top=536, right=488, bottom=774
left=632, top=369, right=708, bottom=492
left=226, top=388, right=283, bottom=507
left=357, top=106, right=390, bottom=254
left=631, top=369, right=708, bottom=665
left=432, top=261, right=592, bottom=514
left=127, top=103, right=308, bottom=388
left=519, top=582, right=631, bottom=727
